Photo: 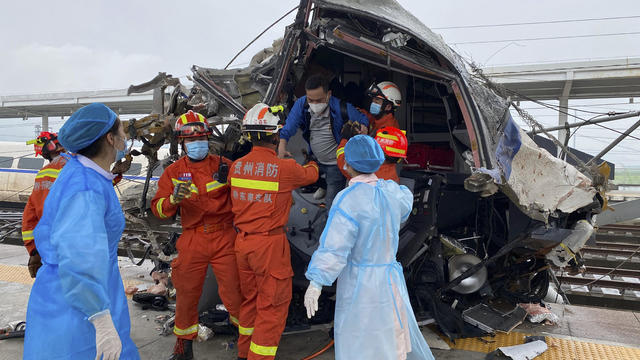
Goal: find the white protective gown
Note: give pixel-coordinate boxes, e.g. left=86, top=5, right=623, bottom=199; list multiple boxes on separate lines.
left=306, top=175, right=434, bottom=360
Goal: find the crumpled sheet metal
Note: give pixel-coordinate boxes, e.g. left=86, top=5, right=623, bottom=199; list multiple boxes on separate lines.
left=497, top=340, right=548, bottom=360
left=479, top=115, right=596, bottom=217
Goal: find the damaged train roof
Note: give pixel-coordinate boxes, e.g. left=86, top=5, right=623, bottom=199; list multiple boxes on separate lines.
left=187, top=0, right=600, bottom=221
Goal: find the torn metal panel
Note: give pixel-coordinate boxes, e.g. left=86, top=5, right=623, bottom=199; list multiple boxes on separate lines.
left=480, top=115, right=596, bottom=218
left=546, top=220, right=594, bottom=267
left=497, top=340, right=548, bottom=360
left=462, top=303, right=527, bottom=333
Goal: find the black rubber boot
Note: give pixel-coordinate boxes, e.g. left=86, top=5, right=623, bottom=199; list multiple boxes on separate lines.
left=168, top=338, right=193, bottom=360
left=237, top=358, right=247, bottom=360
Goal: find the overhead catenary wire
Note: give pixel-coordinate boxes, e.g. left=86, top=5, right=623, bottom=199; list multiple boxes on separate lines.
left=486, top=55, right=640, bottom=67
left=452, top=31, right=640, bottom=45
left=433, top=15, right=640, bottom=30
left=502, top=88, right=640, bottom=141
left=223, top=5, right=299, bottom=69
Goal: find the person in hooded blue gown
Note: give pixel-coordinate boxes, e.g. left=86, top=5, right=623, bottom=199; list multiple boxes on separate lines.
left=23, top=103, right=140, bottom=360
left=304, top=135, right=434, bottom=360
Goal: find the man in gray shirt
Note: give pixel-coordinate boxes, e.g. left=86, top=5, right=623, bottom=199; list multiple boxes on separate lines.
left=278, top=75, right=369, bottom=208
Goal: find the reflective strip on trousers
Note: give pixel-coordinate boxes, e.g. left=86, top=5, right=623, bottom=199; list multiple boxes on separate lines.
left=250, top=341, right=278, bottom=357
left=22, top=230, right=34, bottom=241
left=206, top=180, right=227, bottom=192
left=230, top=178, right=279, bottom=191
left=156, top=197, right=168, bottom=219
left=229, top=315, right=240, bottom=326
left=173, top=324, right=198, bottom=336
left=238, top=325, right=254, bottom=335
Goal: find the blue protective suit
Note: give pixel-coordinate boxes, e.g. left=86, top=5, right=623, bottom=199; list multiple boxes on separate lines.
left=24, top=155, right=139, bottom=360
left=306, top=179, right=434, bottom=360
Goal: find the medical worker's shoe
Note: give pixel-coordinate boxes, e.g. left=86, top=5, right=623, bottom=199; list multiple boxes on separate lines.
left=168, top=338, right=193, bottom=360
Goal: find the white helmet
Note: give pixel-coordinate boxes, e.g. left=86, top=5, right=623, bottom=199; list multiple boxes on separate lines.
left=368, top=81, right=402, bottom=107
left=242, top=103, right=284, bottom=133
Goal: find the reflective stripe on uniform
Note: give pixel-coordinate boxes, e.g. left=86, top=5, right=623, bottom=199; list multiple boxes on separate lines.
left=250, top=341, right=278, bottom=357
left=206, top=180, right=227, bottom=192
left=156, top=197, right=168, bottom=219
left=385, top=146, right=406, bottom=155
left=171, top=179, right=199, bottom=194
left=229, top=315, right=240, bottom=326
left=304, top=163, right=318, bottom=171
left=230, top=178, right=279, bottom=191
left=238, top=325, right=254, bottom=335
left=173, top=324, right=198, bottom=336
left=35, top=168, right=60, bottom=179
left=336, top=147, right=345, bottom=157
left=377, top=133, right=399, bottom=141
left=22, top=230, right=34, bottom=241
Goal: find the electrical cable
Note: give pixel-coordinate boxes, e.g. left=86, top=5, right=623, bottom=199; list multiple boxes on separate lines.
left=452, top=31, right=640, bottom=45
left=577, top=245, right=640, bottom=287
left=0, top=184, right=34, bottom=202
left=433, top=15, right=640, bottom=30
left=0, top=153, right=42, bottom=167
left=301, top=340, right=334, bottom=360
left=504, top=89, right=640, bottom=141
left=224, top=6, right=299, bottom=69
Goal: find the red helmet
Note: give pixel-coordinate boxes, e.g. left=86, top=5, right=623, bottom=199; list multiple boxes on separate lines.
left=27, top=132, right=63, bottom=159
left=375, top=126, right=407, bottom=158
left=174, top=110, right=212, bottom=138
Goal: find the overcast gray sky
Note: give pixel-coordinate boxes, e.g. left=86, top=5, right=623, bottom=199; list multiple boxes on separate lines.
left=1, top=0, right=639, bottom=169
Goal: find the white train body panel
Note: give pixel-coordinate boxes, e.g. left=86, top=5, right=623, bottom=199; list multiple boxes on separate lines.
left=0, top=141, right=169, bottom=203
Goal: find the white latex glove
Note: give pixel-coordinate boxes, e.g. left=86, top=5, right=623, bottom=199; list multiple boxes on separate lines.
left=89, top=310, right=122, bottom=360
left=304, top=281, right=322, bottom=319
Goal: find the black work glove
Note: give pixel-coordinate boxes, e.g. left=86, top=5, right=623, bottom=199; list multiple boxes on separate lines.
left=340, top=121, right=361, bottom=141
left=170, top=182, right=192, bottom=204
left=28, top=251, right=42, bottom=278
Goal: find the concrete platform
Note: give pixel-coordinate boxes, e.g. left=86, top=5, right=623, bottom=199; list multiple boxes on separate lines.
left=2, top=244, right=640, bottom=359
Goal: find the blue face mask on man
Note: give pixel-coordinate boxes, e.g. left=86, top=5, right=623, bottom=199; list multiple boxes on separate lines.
left=369, top=102, right=382, bottom=115
left=185, top=140, right=209, bottom=160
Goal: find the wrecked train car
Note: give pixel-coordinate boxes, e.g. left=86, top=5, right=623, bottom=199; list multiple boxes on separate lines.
left=127, top=0, right=603, bottom=338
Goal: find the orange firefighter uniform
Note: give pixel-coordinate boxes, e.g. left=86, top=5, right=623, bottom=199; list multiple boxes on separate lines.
left=367, top=111, right=399, bottom=135
left=22, top=155, right=67, bottom=256
left=151, top=154, right=242, bottom=339
left=336, top=138, right=399, bottom=182
left=230, top=146, right=319, bottom=359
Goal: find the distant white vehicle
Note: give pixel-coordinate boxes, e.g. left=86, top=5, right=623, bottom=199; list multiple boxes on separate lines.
left=0, top=141, right=170, bottom=203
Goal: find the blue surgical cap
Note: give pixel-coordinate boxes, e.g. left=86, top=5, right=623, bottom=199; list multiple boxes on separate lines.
left=345, top=135, right=385, bottom=173
left=58, top=103, right=117, bottom=153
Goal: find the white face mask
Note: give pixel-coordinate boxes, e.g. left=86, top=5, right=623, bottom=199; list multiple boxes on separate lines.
left=309, top=102, right=328, bottom=115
